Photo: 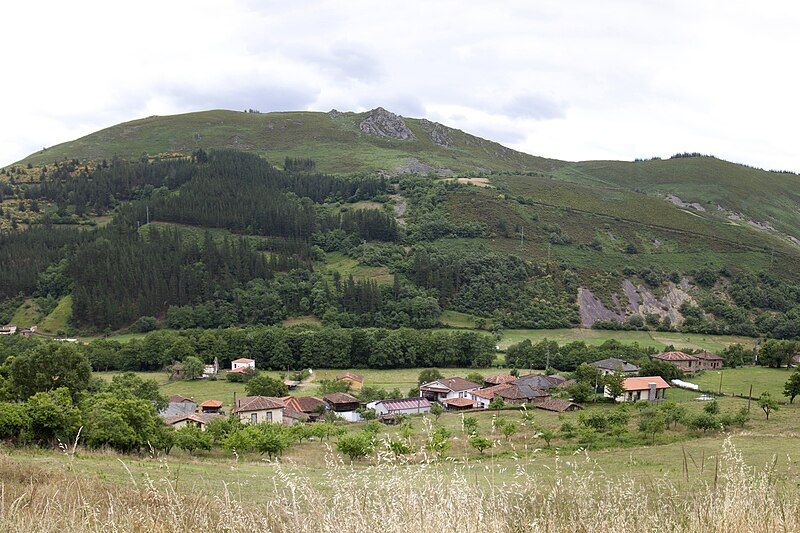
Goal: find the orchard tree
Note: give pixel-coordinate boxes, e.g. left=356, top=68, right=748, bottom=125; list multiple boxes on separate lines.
left=175, top=426, right=212, bottom=455
left=469, top=434, right=492, bottom=454
left=758, top=392, right=779, bottom=420
left=336, top=431, right=375, bottom=462
left=783, top=370, right=800, bottom=404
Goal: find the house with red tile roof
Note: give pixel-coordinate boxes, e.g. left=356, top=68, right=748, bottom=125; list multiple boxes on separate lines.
left=606, top=376, right=670, bottom=403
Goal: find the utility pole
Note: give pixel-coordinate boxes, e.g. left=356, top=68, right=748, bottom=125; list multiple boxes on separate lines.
left=718, top=370, right=723, bottom=395
left=146, top=205, right=150, bottom=225
left=520, top=226, right=524, bottom=246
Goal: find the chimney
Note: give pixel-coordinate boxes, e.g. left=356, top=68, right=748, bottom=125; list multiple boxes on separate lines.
left=648, top=382, right=657, bottom=401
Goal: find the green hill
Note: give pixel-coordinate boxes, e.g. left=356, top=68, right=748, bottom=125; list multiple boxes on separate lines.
left=14, top=108, right=560, bottom=175
left=3, top=106, right=800, bottom=337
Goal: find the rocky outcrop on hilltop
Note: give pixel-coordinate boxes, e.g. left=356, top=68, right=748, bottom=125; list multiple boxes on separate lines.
left=420, top=119, right=453, bottom=147
left=359, top=108, right=415, bottom=140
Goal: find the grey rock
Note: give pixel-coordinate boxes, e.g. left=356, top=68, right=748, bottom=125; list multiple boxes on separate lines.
left=420, top=119, right=453, bottom=147
left=359, top=107, right=415, bottom=140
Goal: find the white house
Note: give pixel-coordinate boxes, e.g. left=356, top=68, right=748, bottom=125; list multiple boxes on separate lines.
left=231, top=357, right=256, bottom=372
left=419, top=377, right=481, bottom=403
left=367, top=397, right=431, bottom=416
left=606, top=376, right=670, bottom=402
left=0, top=324, right=17, bottom=336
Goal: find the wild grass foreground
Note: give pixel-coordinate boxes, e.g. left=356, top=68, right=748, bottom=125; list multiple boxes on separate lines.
left=1, top=440, right=798, bottom=532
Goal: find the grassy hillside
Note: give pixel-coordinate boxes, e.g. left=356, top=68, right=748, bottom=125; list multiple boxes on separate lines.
left=556, top=157, right=800, bottom=242
left=13, top=109, right=559, bottom=175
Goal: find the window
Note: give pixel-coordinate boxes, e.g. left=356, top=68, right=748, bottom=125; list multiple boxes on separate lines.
left=266, top=411, right=273, bottom=422
left=251, top=413, right=257, bottom=424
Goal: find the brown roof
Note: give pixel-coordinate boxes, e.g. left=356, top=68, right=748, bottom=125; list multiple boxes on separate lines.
left=232, top=358, right=255, bottom=363
left=232, top=396, right=285, bottom=413
left=336, top=372, right=364, bottom=382
left=168, top=394, right=194, bottom=404
left=282, top=406, right=309, bottom=422
left=622, top=376, right=670, bottom=391
left=483, top=374, right=517, bottom=385
left=536, top=399, right=583, bottom=412
left=200, top=400, right=223, bottom=408
left=556, top=379, right=576, bottom=390
left=471, top=383, right=514, bottom=400
left=653, top=351, right=698, bottom=362
left=693, top=352, right=723, bottom=361
left=442, top=397, right=475, bottom=407
left=498, top=384, right=549, bottom=401
left=323, top=392, right=360, bottom=405
left=283, top=395, right=325, bottom=413
left=422, top=377, right=481, bottom=392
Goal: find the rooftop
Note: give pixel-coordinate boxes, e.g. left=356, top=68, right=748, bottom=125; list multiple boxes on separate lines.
left=232, top=396, right=285, bottom=413
left=536, top=398, right=582, bottom=412
left=653, top=351, right=699, bottom=361
left=622, top=376, right=671, bottom=391
left=442, top=397, right=475, bottom=408
left=591, top=358, right=640, bottom=372
left=421, top=377, right=481, bottom=392
left=323, top=392, right=360, bottom=405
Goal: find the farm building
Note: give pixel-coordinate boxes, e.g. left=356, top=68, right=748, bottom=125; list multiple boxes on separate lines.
left=590, top=358, right=640, bottom=376
left=512, top=374, right=564, bottom=390
left=607, top=376, right=670, bottom=403
left=651, top=352, right=700, bottom=374
left=535, top=398, right=583, bottom=413
left=335, top=372, right=364, bottom=391
left=497, top=384, right=550, bottom=404
left=199, top=400, right=223, bottom=414
left=323, top=392, right=362, bottom=422
left=367, top=397, right=431, bottom=416
left=160, top=395, right=196, bottom=418
left=232, top=396, right=285, bottom=424
left=419, top=377, right=481, bottom=403
left=0, top=324, right=17, bottom=335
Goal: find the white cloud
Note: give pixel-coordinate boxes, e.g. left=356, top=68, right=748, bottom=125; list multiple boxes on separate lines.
left=1, top=0, right=799, bottom=171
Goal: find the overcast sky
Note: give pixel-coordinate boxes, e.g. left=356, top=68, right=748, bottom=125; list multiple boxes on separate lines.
left=2, top=1, right=799, bottom=171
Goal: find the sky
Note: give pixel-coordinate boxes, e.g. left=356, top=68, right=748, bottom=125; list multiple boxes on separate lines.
left=2, top=0, right=799, bottom=171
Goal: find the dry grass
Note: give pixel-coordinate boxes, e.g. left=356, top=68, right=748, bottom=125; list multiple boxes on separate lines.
left=1, top=439, right=798, bottom=532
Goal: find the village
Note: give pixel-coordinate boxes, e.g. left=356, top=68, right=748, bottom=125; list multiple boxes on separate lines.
left=156, top=349, right=727, bottom=435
